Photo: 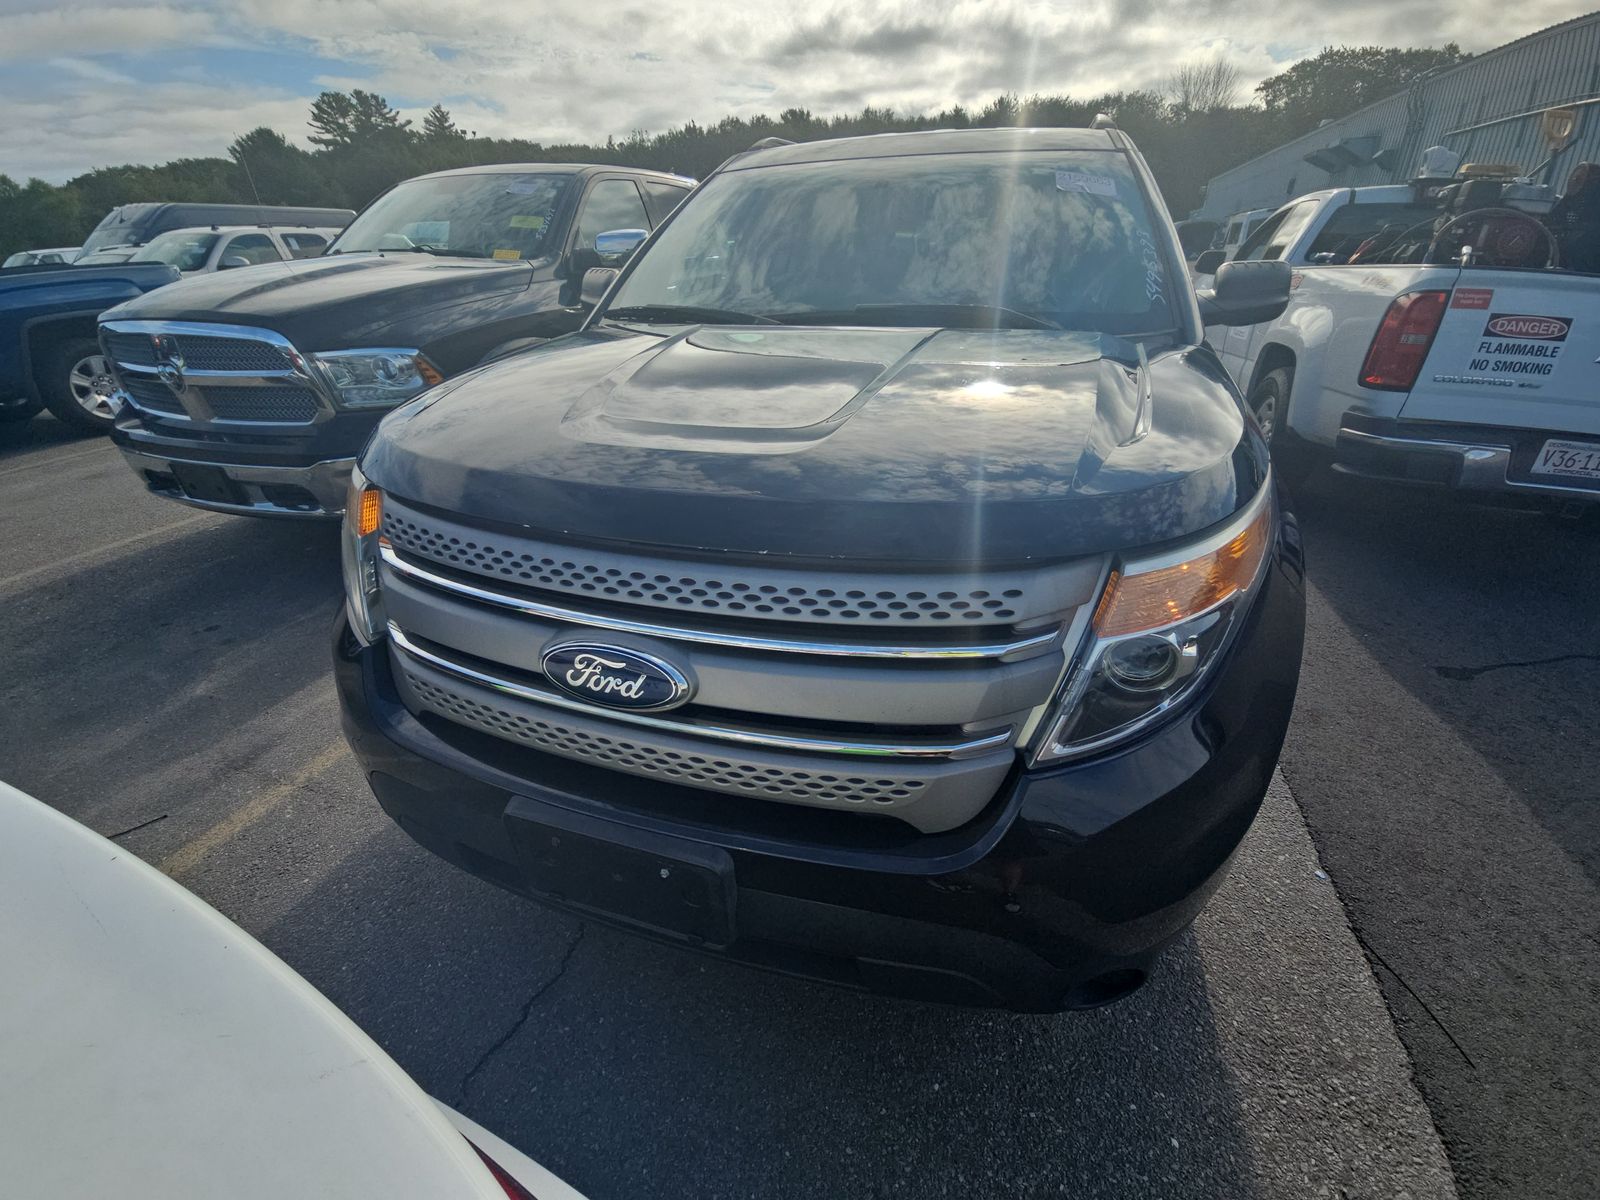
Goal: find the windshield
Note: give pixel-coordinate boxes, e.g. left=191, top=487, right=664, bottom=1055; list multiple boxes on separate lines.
left=605, top=151, right=1174, bottom=333
left=329, top=172, right=572, bottom=259
left=130, top=230, right=220, bottom=272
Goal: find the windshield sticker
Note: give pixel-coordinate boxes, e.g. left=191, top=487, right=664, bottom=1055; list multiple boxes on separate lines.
left=504, top=180, right=545, bottom=195
left=1055, top=169, right=1118, bottom=198
left=1137, top=231, right=1164, bottom=303
left=508, top=215, right=546, bottom=230
left=492, top=248, right=523, bottom=260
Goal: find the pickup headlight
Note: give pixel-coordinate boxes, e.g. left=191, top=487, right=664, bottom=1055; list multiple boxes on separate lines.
left=341, top=464, right=387, bottom=644
left=1032, top=479, right=1276, bottom=763
left=312, top=348, right=443, bottom=409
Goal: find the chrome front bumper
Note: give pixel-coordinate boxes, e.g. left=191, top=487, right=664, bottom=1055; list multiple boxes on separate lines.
left=1335, top=423, right=1600, bottom=502
left=118, top=446, right=354, bottom=518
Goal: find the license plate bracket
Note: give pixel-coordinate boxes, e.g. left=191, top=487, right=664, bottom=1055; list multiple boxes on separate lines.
left=169, top=463, right=248, bottom=506
left=1531, top=438, right=1600, bottom=482
left=505, top=795, right=736, bottom=947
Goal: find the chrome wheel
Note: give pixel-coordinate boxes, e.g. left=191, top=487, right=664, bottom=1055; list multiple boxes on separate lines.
left=1252, top=387, right=1278, bottom=442
left=67, top=354, right=124, bottom=420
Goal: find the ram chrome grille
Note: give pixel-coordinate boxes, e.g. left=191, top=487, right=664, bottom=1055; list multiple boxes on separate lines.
left=378, top=495, right=1101, bottom=833
left=102, top=319, right=330, bottom=429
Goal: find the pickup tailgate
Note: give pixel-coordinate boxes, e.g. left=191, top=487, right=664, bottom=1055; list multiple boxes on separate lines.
left=1400, top=272, right=1600, bottom=437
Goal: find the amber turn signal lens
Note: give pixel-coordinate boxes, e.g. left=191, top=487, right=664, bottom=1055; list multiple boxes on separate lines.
left=1092, top=498, right=1273, bottom=638
left=355, top=486, right=383, bottom=537
left=418, top=358, right=445, bottom=387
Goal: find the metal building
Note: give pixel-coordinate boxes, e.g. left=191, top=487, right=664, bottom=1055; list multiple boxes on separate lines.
left=1196, top=11, right=1600, bottom=219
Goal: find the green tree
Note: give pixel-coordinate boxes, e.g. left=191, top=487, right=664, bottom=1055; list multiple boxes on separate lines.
left=228, top=127, right=332, bottom=205
left=1256, top=44, right=1472, bottom=136
left=308, top=90, right=360, bottom=148
left=422, top=103, right=462, bottom=142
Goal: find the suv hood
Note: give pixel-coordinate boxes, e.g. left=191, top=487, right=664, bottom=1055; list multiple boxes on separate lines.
left=364, top=326, right=1262, bottom=566
left=103, top=252, right=535, bottom=348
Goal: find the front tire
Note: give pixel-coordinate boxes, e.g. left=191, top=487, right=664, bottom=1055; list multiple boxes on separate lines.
left=1248, top=366, right=1316, bottom=489
left=39, top=337, right=125, bottom=434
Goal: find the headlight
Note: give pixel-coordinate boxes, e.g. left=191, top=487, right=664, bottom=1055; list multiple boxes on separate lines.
left=312, top=348, right=443, bottom=409
left=1031, top=479, right=1276, bottom=763
left=341, top=464, right=387, bottom=644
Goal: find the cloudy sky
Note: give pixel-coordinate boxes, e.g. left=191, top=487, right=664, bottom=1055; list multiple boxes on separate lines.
left=0, top=0, right=1584, bottom=183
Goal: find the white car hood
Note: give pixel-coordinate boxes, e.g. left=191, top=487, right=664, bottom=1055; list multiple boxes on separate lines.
left=0, top=781, right=568, bottom=1199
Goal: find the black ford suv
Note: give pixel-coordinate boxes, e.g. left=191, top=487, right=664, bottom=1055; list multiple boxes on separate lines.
left=99, top=164, right=692, bottom=517
left=335, top=127, right=1305, bottom=1011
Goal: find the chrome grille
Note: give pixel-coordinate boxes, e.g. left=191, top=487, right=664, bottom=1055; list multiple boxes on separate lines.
left=376, top=498, right=1100, bottom=832
left=102, top=319, right=329, bottom=429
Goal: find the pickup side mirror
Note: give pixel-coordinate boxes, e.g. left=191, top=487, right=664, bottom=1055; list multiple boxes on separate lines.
left=1192, top=249, right=1226, bottom=276
left=594, top=228, right=647, bottom=263
left=1196, top=259, right=1291, bottom=327
left=218, top=255, right=251, bottom=270
left=580, top=267, right=620, bottom=308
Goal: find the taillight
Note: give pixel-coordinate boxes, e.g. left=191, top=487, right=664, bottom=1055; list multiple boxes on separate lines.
left=470, top=1141, right=537, bottom=1199
left=1359, top=290, right=1449, bottom=391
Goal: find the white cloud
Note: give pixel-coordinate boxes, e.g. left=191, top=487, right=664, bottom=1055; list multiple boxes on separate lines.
left=0, top=0, right=1587, bottom=181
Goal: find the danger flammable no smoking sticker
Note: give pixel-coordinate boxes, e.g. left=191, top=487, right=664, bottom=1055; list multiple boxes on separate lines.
left=1467, top=312, right=1572, bottom=380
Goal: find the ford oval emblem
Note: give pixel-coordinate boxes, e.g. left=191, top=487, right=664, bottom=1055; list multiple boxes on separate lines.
left=540, top=643, right=692, bottom=712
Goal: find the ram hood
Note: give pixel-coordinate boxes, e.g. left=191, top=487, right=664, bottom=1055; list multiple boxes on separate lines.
left=102, top=252, right=535, bottom=349
left=364, top=325, right=1262, bottom=566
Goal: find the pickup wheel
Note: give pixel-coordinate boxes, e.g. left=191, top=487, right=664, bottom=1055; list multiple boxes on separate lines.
left=1248, top=366, right=1317, bottom=489
left=0, top=395, right=43, bottom=424
left=38, top=337, right=125, bottom=434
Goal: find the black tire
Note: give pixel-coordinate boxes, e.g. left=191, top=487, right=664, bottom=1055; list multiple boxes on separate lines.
left=0, top=395, right=43, bottom=424
left=1247, top=366, right=1316, bottom=489
left=37, top=336, right=124, bottom=434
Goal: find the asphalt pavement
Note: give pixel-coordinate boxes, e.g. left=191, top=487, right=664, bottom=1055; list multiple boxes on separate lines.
left=2, top=413, right=1589, bottom=1198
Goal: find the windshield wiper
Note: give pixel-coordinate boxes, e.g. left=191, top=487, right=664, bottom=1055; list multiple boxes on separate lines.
left=603, top=303, right=780, bottom=326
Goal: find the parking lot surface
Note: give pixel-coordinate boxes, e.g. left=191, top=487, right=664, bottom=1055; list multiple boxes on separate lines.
left=2, top=418, right=1591, bottom=1198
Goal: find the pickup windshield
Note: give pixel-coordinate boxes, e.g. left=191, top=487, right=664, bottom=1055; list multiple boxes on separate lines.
left=130, top=230, right=220, bottom=272
left=605, top=151, right=1176, bottom=334
left=329, top=172, right=572, bottom=260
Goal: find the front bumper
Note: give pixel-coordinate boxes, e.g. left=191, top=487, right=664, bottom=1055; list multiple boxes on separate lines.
left=1336, top=413, right=1600, bottom=503
left=116, top=444, right=353, bottom=517
left=334, top=515, right=1306, bottom=1012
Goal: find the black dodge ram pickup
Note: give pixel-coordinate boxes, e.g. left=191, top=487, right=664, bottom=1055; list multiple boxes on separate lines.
left=99, top=163, right=692, bottom=517
left=336, top=126, right=1305, bottom=1011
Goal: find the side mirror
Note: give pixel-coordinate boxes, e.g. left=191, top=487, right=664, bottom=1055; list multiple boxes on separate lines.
left=594, top=228, right=647, bottom=264
left=219, top=255, right=251, bottom=270
left=1192, top=249, right=1226, bottom=276
left=580, top=267, right=619, bottom=308
left=1196, top=260, right=1292, bottom=327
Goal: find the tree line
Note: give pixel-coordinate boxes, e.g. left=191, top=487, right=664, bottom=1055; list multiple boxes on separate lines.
left=0, top=44, right=1467, bottom=261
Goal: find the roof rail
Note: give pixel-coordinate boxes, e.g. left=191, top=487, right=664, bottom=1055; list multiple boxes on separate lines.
left=1090, top=112, right=1117, bottom=130
left=747, top=136, right=795, bottom=151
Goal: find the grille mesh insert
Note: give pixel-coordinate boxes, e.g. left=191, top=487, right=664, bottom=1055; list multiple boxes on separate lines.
left=203, top=385, right=320, bottom=422
left=405, top=672, right=927, bottom=807
left=106, top=331, right=293, bottom=372
left=383, top=512, right=1028, bottom=624
left=123, top=377, right=186, bottom=414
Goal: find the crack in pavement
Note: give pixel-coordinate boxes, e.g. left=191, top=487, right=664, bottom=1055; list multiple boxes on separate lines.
left=1435, top=652, right=1600, bottom=681
left=453, top=923, right=586, bottom=1107
left=1354, top=931, right=1477, bottom=1070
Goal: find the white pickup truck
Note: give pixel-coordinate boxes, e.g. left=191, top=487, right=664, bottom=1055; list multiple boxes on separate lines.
left=1197, top=180, right=1600, bottom=504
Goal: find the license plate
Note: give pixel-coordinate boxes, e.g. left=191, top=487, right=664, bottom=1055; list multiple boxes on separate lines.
left=169, top=463, right=247, bottom=506
left=1532, top=439, right=1600, bottom=480
left=505, top=796, right=736, bottom=947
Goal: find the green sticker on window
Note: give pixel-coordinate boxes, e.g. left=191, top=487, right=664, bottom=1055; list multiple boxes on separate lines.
left=509, top=215, right=546, bottom=230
